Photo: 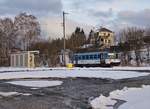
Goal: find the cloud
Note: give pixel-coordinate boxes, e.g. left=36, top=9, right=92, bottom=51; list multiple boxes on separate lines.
left=0, top=0, right=150, bottom=39
left=118, top=9, right=150, bottom=27
left=0, top=0, right=62, bottom=16
left=88, top=8, right=114, bottom=18
left=0, top=0, right=93, bottom=39
left=40, top=17, right=92, bottom=39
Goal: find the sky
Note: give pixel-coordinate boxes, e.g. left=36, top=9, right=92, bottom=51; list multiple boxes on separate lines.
left=0, top=0, right=150, bottom=38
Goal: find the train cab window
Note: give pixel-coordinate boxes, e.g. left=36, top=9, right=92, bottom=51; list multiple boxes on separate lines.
left=104, top=53, right=108, bottom=59
left=116, top=54, right=118, bottom=58
left=103, top=53, right=106, bottom=58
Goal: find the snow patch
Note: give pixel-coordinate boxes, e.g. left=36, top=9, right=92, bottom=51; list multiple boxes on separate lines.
left=30, top=88, right=39, bottom=90
left=0, top=92, right=19, bottom=97
left=0, top=92, right=31, bottom=97
left=90, top=85, right=150, bottom=109
left=7, top=80, right=63, bottom=88
left=90, top=94, right=116, bottom=109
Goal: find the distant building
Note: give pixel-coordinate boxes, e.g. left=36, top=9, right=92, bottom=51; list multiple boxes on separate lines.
left=10, top=51, right=39, bottom=68
left=88, top=27, right=115, bottom=49
left=97, top=27, right=114, bottom=48
left=59, top=49, right=73, bottom=66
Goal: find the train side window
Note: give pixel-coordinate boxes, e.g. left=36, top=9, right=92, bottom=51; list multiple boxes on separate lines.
left=86, top=55, right=89, bottom=60
left=82, top=55, right=85, bottom=60
left=75, top=55, right=78, bottom=60
left=81, top=55, right=83, bottom=60
left=99, top=54, right=102, bottom=59
left=94, top=54, right=97, bottom=59
left=98, top=54, right=100, bottom=59
left=90, top=55, right=93, bottom=60
left=78, top=56, right=81, bottom=60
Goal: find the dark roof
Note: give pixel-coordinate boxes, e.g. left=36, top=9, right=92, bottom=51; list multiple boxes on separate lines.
left=99, top=27, right=113, bottom=33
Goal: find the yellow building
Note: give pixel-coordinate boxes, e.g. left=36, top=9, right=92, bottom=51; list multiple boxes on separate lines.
left=98, top=27, right=114, bottom=48
left=10, top=51, right=39, bottom=68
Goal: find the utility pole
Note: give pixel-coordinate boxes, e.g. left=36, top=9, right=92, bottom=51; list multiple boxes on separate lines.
left=63, top=11, right=68, bottom=66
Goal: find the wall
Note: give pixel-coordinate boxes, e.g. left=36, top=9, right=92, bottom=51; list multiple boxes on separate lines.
left=10, top=51, right=36, bottom=68
left=98, top=31, right=114, bottom=47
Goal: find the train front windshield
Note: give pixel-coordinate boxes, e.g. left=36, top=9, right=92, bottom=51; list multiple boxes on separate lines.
left=108, top=53, right=118, bottom=59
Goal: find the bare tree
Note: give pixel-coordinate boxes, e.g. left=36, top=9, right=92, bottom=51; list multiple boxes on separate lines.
left=119, top=27, right=144, bottom=66
left=0, top=13, right=41, bottom=66
left=0, top=18, right=15, bottom=66
left=14, top=13, right=41, bottom=50
left=144, top=28, right=150, bottom=64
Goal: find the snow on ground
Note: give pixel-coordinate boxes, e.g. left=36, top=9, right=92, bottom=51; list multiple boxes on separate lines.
left=90, top=85, right=150, bottom=109
left=0, top=67, right=52, bottom=72
left=0, top=68, right=148, bottom=80
left=90, top=94, right=116, bottom=109
left=7, top=80, right=63, bottom=88
left=0, top=66, right=150, bottom=73
left=0, top=92, right=31, bottom=97
left=111, top=67, right=150, bottom=71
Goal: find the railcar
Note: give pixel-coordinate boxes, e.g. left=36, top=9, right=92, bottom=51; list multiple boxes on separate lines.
left=73, top=51, right=120, bottom=67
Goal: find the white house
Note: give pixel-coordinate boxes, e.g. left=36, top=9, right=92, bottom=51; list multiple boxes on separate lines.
left=10, top=51, right=39, bottom=68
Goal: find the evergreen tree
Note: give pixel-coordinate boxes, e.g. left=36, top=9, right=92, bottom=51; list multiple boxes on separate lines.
left=87, top=30, right=94, bottom=44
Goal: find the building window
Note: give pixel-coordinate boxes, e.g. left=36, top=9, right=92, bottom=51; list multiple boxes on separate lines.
left=101, top=38, right=104, bottom=42
left=108, top=40, right=111, bottom=43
